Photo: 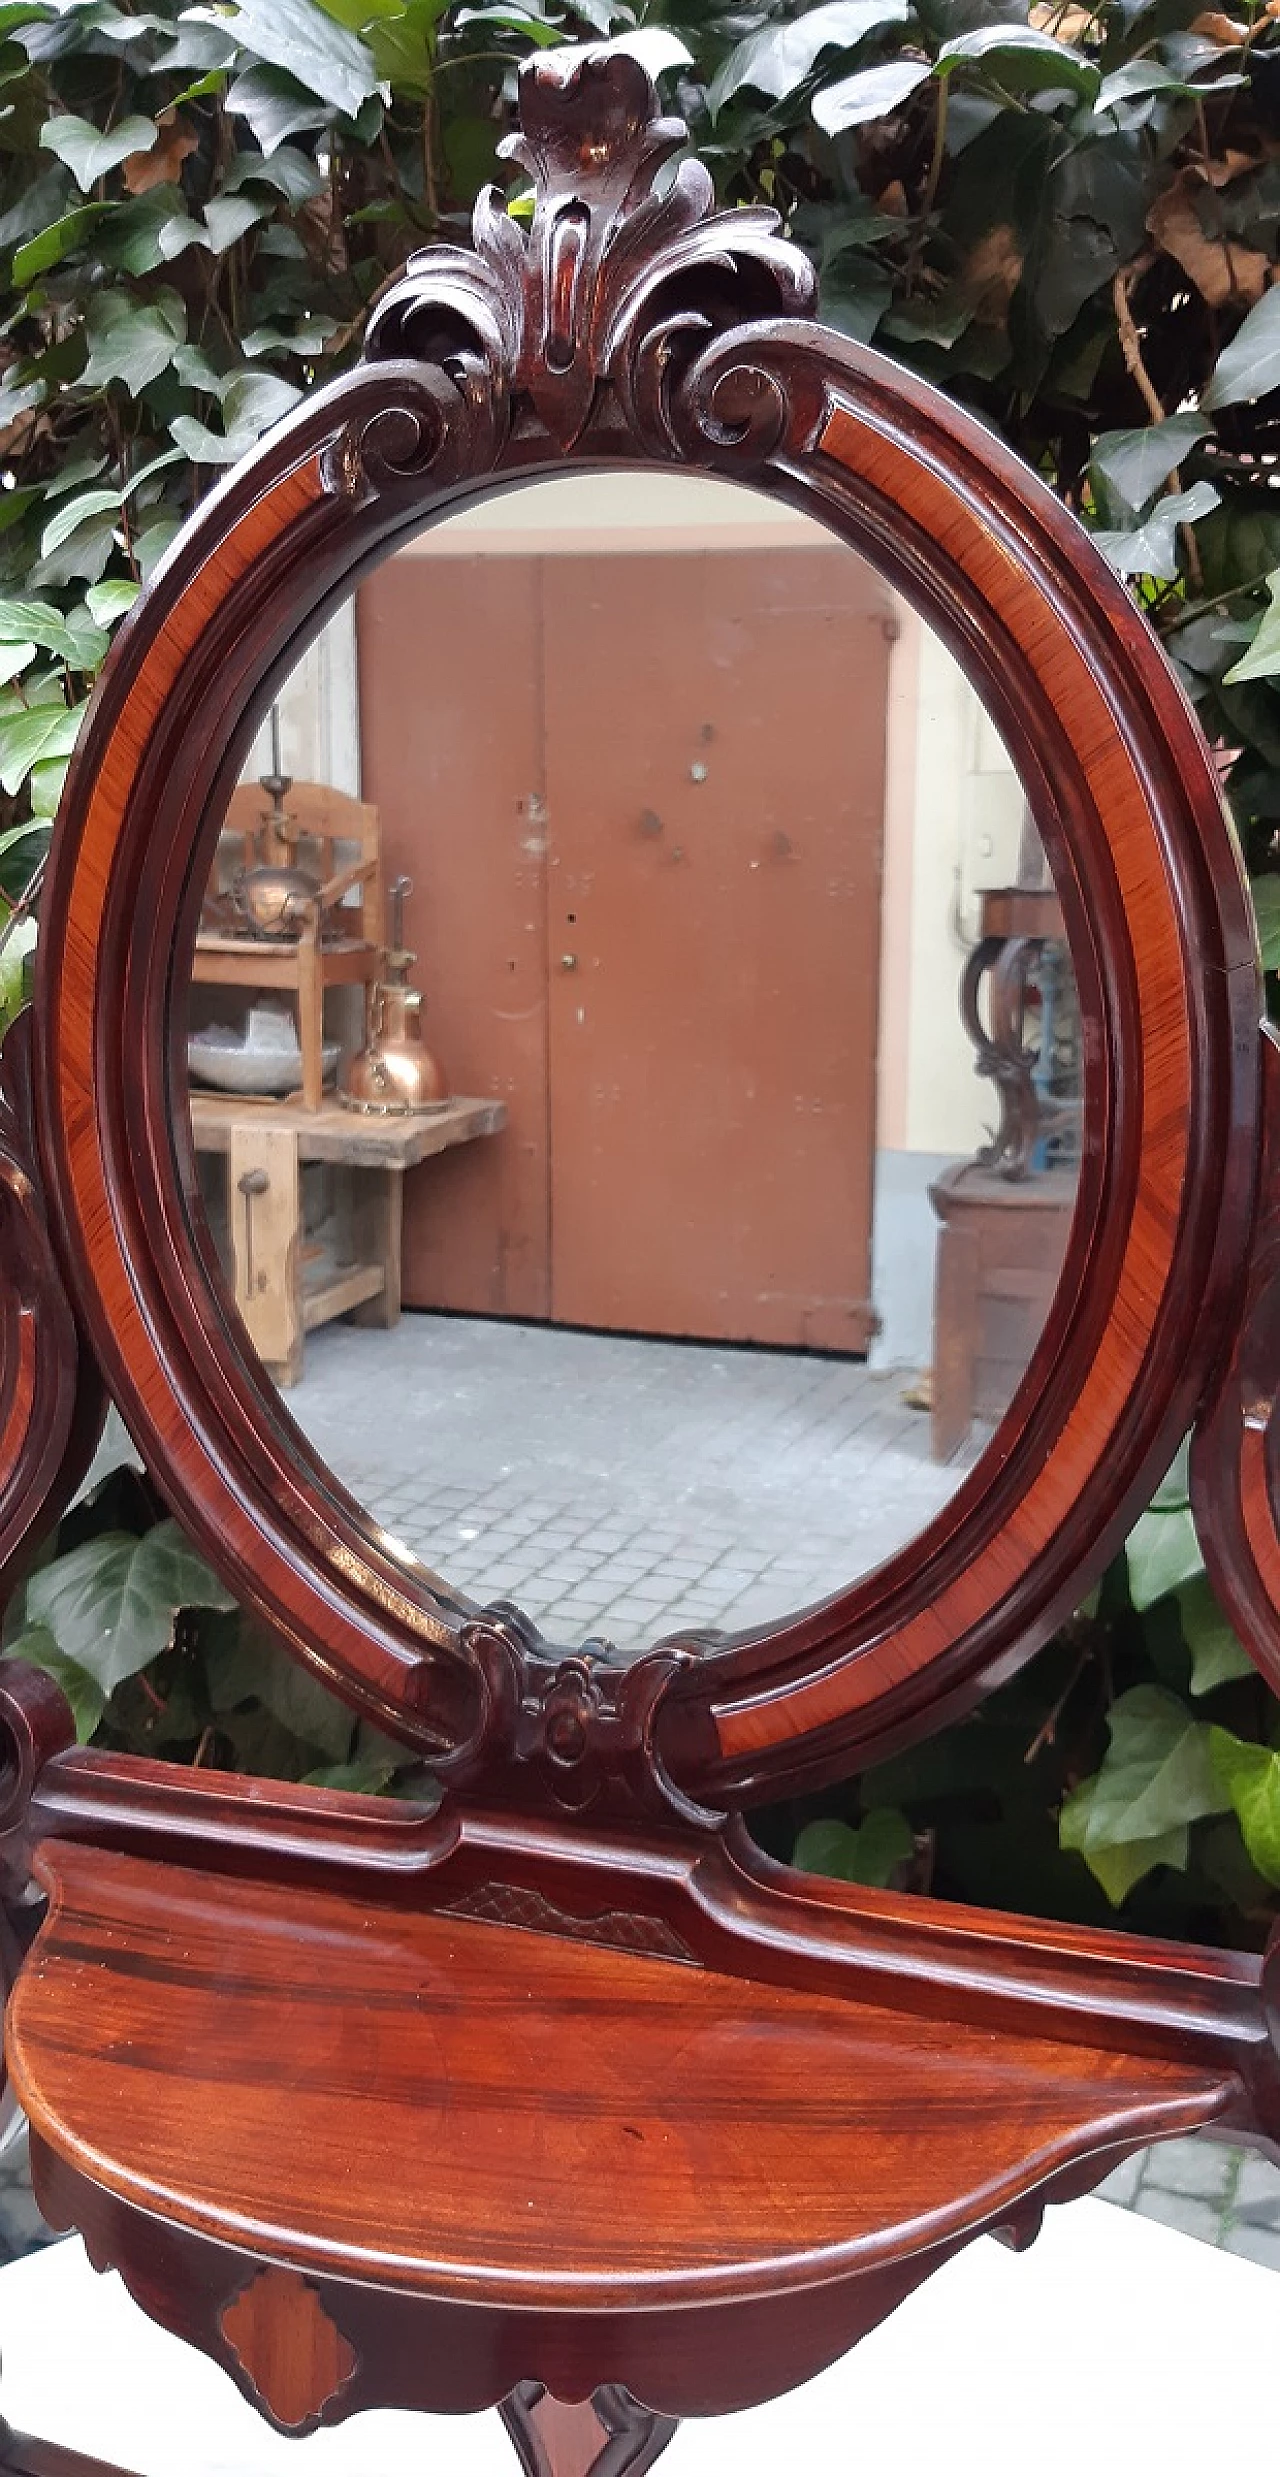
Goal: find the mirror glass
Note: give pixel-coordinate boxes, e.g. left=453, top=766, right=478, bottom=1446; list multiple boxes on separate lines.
left=182, top=470, right=1083, bottom=1650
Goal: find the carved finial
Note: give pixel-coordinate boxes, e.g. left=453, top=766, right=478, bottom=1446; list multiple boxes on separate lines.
left=364, top=41, right=815, bottom=456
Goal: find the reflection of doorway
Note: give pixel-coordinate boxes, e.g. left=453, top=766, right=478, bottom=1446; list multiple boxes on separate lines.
left=357, top=530, right=891, bottom=1352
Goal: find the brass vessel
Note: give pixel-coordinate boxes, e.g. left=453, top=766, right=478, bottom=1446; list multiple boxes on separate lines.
left=339, top=877, right=448, bottom=1117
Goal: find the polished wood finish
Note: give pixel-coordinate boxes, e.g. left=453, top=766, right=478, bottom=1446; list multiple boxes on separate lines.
left=0, top=36, right=1277, bottom=2471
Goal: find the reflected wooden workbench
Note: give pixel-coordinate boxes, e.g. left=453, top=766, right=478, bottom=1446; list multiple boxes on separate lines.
left=190, top=1091, right=505, bottom=1386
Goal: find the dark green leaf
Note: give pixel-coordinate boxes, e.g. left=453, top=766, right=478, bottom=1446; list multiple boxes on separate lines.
left=813, top=56, right=933, bottom=130
left=79, top=287, right=186, bottom=393
left=40, top=112, right=157, bottom=192
left=1090, top=412, right=1211, bottom=515
left=84, top=576, right=139, bottom=625
left=1252, top=873, right=1280, bottom=970
left=1208, top=1728, right=1280, bottom=1887
left=303, top=1755, right=398, bottom=1793
left=1059, top=1683, right=1227, bottom=1902
left=6, top=1630, right=105, bottom=1742
left=26, top=1518, right=236, bottom=1693
left=225, top=62, right=334, bottom=151
left=1126, top=1498, right=1205, bottom=1609
left=12, top=200, right=109, bottom=282
left=203, top=193, right=266, bottom=252
left=0, top=639, right=34, bottom=686
left=1224, top=570, right=1280, bottom=687
left=1093, top=481, right=1220, bottom=581
left=710, top=0, right=910, bottom=112
left=0, top=697, right=83, bottom=795
left=1203, top=289, right=1280, bottom=412
left=937, top=22, right=1100, bottom=95
left=1180, top=1574, right=1255, bottom=1695
left=40, top=486, right=121, bottom=561
left=206, top=1616, right=355, bottom=1763
left=793, top=1806, right=915, bottom=1886
left=222, top=143, right=325, bottom=205
left=0, top=595, right=84, bottom=658
left=226, top=0, right=382, bottom=118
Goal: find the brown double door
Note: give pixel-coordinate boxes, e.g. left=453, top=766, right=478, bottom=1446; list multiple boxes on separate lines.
left=357, top=539, right=890, bottom=1352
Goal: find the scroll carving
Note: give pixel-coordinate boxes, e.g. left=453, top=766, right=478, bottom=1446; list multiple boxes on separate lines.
left=438, top=1605, right=722, bottom=1832
left=220, top=2267, right=358, bottom=2434
left=361, top=43, right=815, bottom=471
left=502, top=2381, right=678, bottom=2477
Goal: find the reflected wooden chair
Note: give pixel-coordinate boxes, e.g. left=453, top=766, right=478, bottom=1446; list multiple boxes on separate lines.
left=194, top=779, right=387, bottom=1112
left=2, top=40, right=1280, bottom=2477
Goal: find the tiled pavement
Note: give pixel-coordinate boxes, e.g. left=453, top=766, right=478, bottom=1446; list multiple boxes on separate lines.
left=285, top=1312, right=975, bottom=1651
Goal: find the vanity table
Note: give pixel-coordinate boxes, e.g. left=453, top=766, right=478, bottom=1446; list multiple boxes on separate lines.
left=0, top=39, right=1278, bottom=2477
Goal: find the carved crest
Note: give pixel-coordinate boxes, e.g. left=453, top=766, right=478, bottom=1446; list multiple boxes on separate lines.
left=364, top=42, right=815, bottom=456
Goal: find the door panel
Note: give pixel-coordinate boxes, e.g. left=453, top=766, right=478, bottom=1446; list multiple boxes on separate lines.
left=357, top=553, right=551, bottom=1319
left=541, top=547, right=889, bottom=1351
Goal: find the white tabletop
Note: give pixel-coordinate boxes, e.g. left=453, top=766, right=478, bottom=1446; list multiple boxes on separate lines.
left=0, top=2202, right=1271, bottom=2477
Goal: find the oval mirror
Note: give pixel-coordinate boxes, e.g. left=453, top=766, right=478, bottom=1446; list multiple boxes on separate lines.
left=179, top=468, right=1082, bottom=1653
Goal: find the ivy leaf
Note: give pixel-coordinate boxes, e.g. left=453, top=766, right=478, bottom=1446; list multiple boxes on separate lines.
left=5, top=1630, right=105, bottom=1743
left=12, top=201, right=110, bottom=283
left=1208, top=1729, right=1280, bottom=1887
left=40, top=112, right=158, bottom=192
left=221, top=145, right=324, bottom=206
left=172, top=367, right=302, bottom=462
left=303, top=1755, right=398, bottom=1793
left=1059, top=1790, right=1188, bottom=1906
left=813, top=56, right=934, bottom=130
left=79, top=287, right=186, bottom=393
left=203, top=193, right=267, bottom=251
left=937, top=22, right=1099, bottom=94
left=1090, top=413, right=1212, bottom=517
left=0, top=640, right=34, bottom=687
left=26, top=1519, right=236, bottom=1695
left=793, top=1807, right=915, bottom=1886
left=1058, top=1684, right=1228, bottom=1903
left=1092, top=59, right=1202, bottom=112
left=225, top=61, right=334, bottom=151
left=1092, top=482, right=1220, bottom=582
left=85, top=577, right=139, bottom=625
left=205, top=1616, right=355, bottom=1763
left=1179, top=1574, right=1255, bottom=1695
left=40, top=485, right=121, bottom=561
left=710, top=0, right=910, bottom=112
left=1224, top=570, right=1280, bottom=688
left=0, top=697, right=84, bottom=796
left=0, top=596, right=86, bottom=659
left=1125, top=1499, right=1205, bottom=1610
left=223, top=0, right=384, bottom=118
left=1203, top=288, right=1280, bottom=412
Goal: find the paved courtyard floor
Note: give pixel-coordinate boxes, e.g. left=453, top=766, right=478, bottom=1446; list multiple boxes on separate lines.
left=284, top=1311, right=971, bottom=1650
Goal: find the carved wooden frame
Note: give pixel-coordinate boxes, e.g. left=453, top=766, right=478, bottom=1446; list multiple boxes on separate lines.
left=7, top=41, right=1261, bottom=1824
left=2, top=42, right=1280, bottom=2468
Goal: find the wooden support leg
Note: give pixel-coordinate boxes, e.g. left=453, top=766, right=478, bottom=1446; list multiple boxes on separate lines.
left=501, top=2384, right=678, bottom=2477
left=296, top=923, right=324, bottom=1114
left=349, top=1166, right=403, bottom=1329
left=931, top=1216, right=980, bottom=1464
left=227, top=1123, right=303, bottom=1388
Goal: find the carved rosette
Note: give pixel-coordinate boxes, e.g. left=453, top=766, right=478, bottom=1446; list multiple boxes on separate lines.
left=358, top=43, right=815, bottom=478
left=440, top=1605, right=722, bottom=1831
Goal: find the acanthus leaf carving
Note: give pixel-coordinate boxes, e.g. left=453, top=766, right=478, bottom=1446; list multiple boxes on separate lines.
left=363, top=42, right=815, bottom=462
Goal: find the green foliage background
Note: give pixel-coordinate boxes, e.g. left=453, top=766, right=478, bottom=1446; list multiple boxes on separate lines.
left=1, top=0, right=1279, bottom=1933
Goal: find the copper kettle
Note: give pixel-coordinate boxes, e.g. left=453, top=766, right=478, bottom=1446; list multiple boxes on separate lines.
left=340, top=877, right=448, bottom=1117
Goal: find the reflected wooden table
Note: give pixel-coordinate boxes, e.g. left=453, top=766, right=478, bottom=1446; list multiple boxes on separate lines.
left=190, top=1092, right=505, bottom=1386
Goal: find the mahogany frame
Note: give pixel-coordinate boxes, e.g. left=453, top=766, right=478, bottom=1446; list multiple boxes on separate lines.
left=0, top=39, right=1279, bottom=2473
left=7, top=42, right=1265, bottom=1824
